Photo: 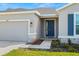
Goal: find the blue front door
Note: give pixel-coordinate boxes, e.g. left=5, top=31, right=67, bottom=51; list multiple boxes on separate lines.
left=46, top=20, right=54, bottom=37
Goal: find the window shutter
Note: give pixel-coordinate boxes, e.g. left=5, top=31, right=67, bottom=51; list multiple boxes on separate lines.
left=68, top=14, right=74, bottom=36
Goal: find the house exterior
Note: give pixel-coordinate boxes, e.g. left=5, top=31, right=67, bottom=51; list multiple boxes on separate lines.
left=0, top=3, right=79, bottom=44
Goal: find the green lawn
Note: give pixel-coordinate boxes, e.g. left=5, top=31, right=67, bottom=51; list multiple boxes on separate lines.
left=4, top=48, right=79, bottom=56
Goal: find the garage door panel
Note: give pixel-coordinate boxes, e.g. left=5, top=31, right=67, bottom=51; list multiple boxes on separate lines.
left=0, top=21, right=28, bottom=41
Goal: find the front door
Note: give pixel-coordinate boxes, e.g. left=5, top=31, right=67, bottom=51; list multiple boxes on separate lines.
left=46, top=20, right=54, bottom=37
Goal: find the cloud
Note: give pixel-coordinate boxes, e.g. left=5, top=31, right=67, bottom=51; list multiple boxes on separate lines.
left=0, top=3, right=22, bottom=10
left=0, top=3, right=67, bottom=11
left=37, top=3, right=52, bottom=7
left=0, top=3, right=10, bottom=8
left=33, top=3, right=67, bottom=9
left=0, top=3, right=9, bottom=6
left=34, top=3, right=52, bottom=8
left=0, top=3, right=10, bottom=10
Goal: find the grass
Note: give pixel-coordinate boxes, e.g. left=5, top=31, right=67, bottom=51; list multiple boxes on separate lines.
left=4, top=48, right=79, bottom=56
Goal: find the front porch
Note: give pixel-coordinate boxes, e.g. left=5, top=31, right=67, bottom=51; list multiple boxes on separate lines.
left=40, top=37, right=57, bottom=40
left=40, top=16, right=59, bottom=40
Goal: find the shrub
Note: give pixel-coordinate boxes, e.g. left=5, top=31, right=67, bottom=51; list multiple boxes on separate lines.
left=50, top=48, right=64, bottom=52
left=68, top=46, right=76, bottom=52
left=51, top=40, right=60, bottom=48
left=72, top=44, right=79, bottom=49
left=63, top=44, right=70, bottom=48
left=68, top=39, right=72, bottom=45
left=57, top=39, right=60, bottom=45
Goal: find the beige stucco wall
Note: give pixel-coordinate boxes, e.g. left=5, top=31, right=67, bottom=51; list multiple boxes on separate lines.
left=58, top=3, right=79, bottom=44
left=0, top=13, right=40, bottom=42
left=58, top=3, right=79, bottom=37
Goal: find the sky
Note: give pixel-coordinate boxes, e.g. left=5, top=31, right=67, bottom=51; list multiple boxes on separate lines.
left=0, top=3, right=67, bottom=11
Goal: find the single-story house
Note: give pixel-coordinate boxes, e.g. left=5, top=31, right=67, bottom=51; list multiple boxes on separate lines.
left=0, top=3, right=79, bottom=44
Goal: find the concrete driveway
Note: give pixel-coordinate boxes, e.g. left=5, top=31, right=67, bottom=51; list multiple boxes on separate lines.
left=0, top=41, right=28, bottom=56
left=0, top=41, right=26, bottom=48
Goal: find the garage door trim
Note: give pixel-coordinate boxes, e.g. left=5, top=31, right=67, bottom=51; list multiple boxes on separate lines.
left=0, top=19, right=31, bottom=35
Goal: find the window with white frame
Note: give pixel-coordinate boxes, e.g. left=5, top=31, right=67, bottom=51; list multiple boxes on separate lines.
left=76, top=14, right=79, bottom=34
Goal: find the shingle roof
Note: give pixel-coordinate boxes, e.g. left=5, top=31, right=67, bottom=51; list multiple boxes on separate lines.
left=34, top=8, right=58, bottom=14
left=0, top=8, right=58, bottom=14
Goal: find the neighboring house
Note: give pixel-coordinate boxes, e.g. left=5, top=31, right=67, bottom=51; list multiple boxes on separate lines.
left=0, top=3, right=79, bottom=44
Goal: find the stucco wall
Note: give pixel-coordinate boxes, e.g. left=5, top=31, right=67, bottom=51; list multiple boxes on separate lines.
left=58, top=3, right=79, bottom=44
left=0, top=13, right=40, bottom=43
left=58, top=3, right=79, bottom=37
left=40, top=19, right=44, bottom=38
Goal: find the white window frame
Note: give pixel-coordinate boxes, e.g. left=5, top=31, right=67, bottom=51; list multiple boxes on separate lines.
left=58, top=12, right=79, bottom=39
left=74, top=12, right=79, bottom=36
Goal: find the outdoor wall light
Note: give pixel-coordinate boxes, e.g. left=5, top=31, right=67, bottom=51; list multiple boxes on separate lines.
left=30, top=22, right=33, bottom=24
left=30, top=22, right=33, bottom=27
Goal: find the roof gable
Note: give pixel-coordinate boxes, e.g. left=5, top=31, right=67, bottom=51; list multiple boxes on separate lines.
left=56, top=3, right=73, bottom=11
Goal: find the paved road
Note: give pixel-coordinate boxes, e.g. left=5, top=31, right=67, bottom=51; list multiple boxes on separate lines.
left=0, top=41, right=26, bottom=48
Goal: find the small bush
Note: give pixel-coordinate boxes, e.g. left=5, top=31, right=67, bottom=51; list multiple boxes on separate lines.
left=72, top=44, right=79, bottom=49
left=68, top=39, right=72, bottom=45
left=51, top=40, right=60, bottom=48
left=57, top=39, right=60, bottom=45
left=63, top=44, right=70, bottom=48
left=50, top=48, right=64, bottom=52
left=68, top=46, right=76, bottom=52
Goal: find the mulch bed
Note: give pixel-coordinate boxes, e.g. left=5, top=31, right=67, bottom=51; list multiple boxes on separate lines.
left=50, top=40, right=79, bottom=52
left=32, top=40, right=44, bottom=45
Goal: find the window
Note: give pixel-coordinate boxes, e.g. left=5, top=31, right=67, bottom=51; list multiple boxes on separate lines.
left=76, top=14, right=79, bottom=34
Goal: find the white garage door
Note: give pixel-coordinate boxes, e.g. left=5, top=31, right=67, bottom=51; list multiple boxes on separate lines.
left=0, top=21, right=28, bottom=41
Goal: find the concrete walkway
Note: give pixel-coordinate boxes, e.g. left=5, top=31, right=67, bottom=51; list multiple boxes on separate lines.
left=0, top=40, right=52, bottom=55
left=25, top=40, right=52, bottom=49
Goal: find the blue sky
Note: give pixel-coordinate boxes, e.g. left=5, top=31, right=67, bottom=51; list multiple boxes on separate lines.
left=0, top=3, right=67, bottom=11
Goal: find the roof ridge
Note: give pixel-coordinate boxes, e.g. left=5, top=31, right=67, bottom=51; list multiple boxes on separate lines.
left=56, top=3, right=73, bottom=11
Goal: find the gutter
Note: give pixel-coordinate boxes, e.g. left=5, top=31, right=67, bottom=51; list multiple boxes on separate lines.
left=0, top=11, right=41, bottom=16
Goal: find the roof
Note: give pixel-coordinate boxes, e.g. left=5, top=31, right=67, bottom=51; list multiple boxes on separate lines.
left=0, top=8, right=58, bottom=14
left=35, top=8, right=58, bottom=14
left=40, top=14, right=58, bottom=18
left=0, top=4, right=74, bottom=13
left=35, top=8, right=58, bottom=17
left=0, top=8, right=32, bottom=12
left=0, top=4, right=75, bottom=17
left=0, top=11, right=40, bottom=16
left=0, top=8, right=58, bottom=17
left=5, top=8, right=30, bottom=12
left=56, top=3, right=73, bottom=11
